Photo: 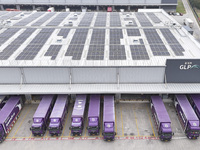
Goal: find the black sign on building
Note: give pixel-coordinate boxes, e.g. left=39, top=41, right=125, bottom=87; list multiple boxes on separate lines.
left=165, top=59, right=200, bottom=83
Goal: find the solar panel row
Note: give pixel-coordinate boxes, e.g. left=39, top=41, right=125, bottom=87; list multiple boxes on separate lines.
left=160, top=28, right=184, bottom=56
left=16, top=28, right=55, bottom=60
left=135, top=13, right=153, bottom=27
left=79, top=13, right=94, bottom=27
left=44, top=45, right=62, bottom=60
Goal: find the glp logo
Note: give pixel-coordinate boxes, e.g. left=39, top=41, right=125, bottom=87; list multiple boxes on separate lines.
left=180, top=62, right=200, bottom=70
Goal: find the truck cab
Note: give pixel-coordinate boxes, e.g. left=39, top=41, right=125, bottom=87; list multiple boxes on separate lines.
left=70, top=118, right=83, bottom=136
left=49, top=118, right=62, bottom=136
left=159, top=123, right=173, bottom=141
left=30, top=118, right=45, bottom=136
left=0, top=125, right=6, bottom=143
left=103, top=123, right=116, bottom=141
left=186, top=121, right=200, bottom=139
left=88, top=117, right=99, bottom=135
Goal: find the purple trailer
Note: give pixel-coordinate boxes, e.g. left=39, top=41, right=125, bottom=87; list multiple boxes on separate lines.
left=0, top=96, right=24, bottom=143
left=30, top=95, right=56, bottom=136
left=69, top=95, right=87, bottom=136
left=151, top=96, right=173, bottom=141
left=102, top=95, right=116, bottom=141
left=188, top=94, right=200, bottom=122
left=48, top=95, right=69, bottom=136
left=87, top=94, right=100, bottom=135
left=174, top=95, right=200, bottom=139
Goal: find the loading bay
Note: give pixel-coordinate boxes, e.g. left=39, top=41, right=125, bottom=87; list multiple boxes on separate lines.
left=1, top=99, right=200, bottom=150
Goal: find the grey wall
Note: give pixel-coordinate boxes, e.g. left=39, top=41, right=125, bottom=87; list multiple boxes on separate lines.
left=0, top=0, right=176, bottom=5
left=0, top=67, right=165, bottom=84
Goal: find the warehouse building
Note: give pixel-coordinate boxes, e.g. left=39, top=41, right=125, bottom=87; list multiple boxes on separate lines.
left=0, top=9, right=199, bottom=100
left=0, top=0, right=178, bottom=11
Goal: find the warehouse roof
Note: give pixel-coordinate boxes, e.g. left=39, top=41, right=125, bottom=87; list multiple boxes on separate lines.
left=0, top=9, right=199, bottom=67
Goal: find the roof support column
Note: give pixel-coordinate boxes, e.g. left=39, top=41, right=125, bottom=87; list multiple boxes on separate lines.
left=0, top=5, right=4, bottom=11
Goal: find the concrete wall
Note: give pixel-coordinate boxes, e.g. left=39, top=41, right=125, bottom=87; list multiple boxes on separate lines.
left=0, top=0, right=176, bottom=5
left=0, top=67, right=165, bottom=84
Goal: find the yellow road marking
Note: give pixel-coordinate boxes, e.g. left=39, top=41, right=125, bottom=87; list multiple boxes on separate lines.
left=61, top=107, right=70, bottom=137
left=146, top=106, right=156, bottom=137
left=13, top=108, right=31, bottom=138
left=120, top=105, right=124, bottom=137
left=133, top=106, right=140, bottom=137
left=29, top=132, right=32, bottom=138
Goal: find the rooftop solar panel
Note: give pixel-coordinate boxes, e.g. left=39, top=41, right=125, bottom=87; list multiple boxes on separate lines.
left=44, top=45, right=62, bottom=60
left=126, top=29, right=141, bottom=36
left=90, top=29, right=105, bottom=45
left=110, top=29, right=123, bottom=45
left=130, top=45, right=150, bottom=60
left=15, top=12, right=44, bottom=26
left=94, top=12, right=107, bottom=27
left=79, top=13, right=94, bottom=27
left=16, top=28, right=55, bottom=60
left=57, top=28, right=70, bottom=38
left=46, top=12, right=69, bottom=26
left=87, top=45, right=104, bottom=60
left=109, top=45, right=126, bottom=60
left=147, top=13, right=161, bottom=23
left=144, top=29, right=163, bottom=44
left=31, top=13, right=56, bottom=26
left=110, top=12, right=121, bottom=27
left=135, top=13, right=153, bottom=27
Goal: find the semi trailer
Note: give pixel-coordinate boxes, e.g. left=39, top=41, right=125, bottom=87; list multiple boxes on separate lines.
left=30, top=95, right=56, bottom=136
left=188, top=94, right=200, bottom=121
left=102, top=95, right=116, bottom=141
left=174, top=95, right=200, bottom=139
left=48, top=95, right=69, bottom=136
left=69, top=95, right=87, bottom=136
left=150, top=96, right=173, bottom=141
left=0, top=96, right=24, bottom=143
left=87, top=94, right=101, bottom=135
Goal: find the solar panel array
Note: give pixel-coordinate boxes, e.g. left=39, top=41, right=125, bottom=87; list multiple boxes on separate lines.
left=144, top=29, right=170, bottom=56
left=16, top=28, right=55, bottom=60
left=0, top=28, right=36, bottom=60
left=147, top=13, right=161, bottom=23
left=130, top=45, right=149, bottom=60
left=87, top=29, right=105, bottom=60
left=150, top=45, right=170, bottom=56
left=110, top=29, right=123, bottom=45
left=90, top=29, right=105, bottom=45
left=0, top=12, right=188, bottom=62
left=0, top=12, right=20, bottom=20
left=31, top=13, right=56, bottom=26
left=57, top=28, right=70, bottom=38
left=160, top=28, right=184, bottom=56
left=0, top=28, right=20, bottom=46
left=94, top=13, right=107, bottom=27
left=126, top=29, right=141, bottom=36
left=110, top=13, right=121, bottom=27
left=65, top=28, right=89, bottom=60
left=79, top=13, right=94, bottom=27
left=46, top=12, right=69, bottom=26
left=135, top=13, right=153, bottom=27
left=15, top=12, right=44, bottom=26
left=109, top=45, right=126, bottom=60
left=144, top=29, right=163, bottom=44
left=44, top=45, right=62, bottom=60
